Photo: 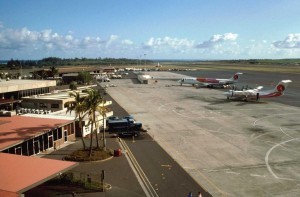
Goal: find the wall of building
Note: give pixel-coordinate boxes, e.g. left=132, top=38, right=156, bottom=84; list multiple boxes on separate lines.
left=75, top=111, right=113, bottom=137
left=0, top=80, right=56, bottom=94
left=21, top=98, right=65, bottom=111
left=1, top=122, right=75, bottom=156
left=137, top=75, right=151, bottom=84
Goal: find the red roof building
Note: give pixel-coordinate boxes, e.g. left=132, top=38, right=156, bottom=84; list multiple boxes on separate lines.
left=0, top=116, right=75, bottom=155
left=0, top=153, right=78, bottom=196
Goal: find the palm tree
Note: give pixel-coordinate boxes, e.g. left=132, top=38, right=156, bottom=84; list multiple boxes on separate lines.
left=84, top=88, right=106, bottom=156
left=65, top=91, right=87, bottom=150
left=49, top=66, right=59, bottom=79
left=98, top=100, right=109, bottom=151
left=30, top=69, right=48, bottom=79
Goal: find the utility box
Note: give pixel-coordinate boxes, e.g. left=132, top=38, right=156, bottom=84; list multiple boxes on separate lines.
left=114, top=149, right=122, bottom=157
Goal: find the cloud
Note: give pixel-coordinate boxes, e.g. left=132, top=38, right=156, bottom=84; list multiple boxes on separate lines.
left=273, top=34, right=300, bottom=48
left=143, top=36, right=194, bottom=50
left=0, top=24, right=125, bottom=53
left=122, top=39, right=133, bottom=45
left=0, top=23, right=243, bottom=59
left=195, top=33, right=238, bottom=48
left=106, top=35, right=119, bottom=47
left=0, top=26, right=79, bottom=50
left=80, top=36, right=104, bottom=48
left=140, top=34, right=241, bottom=59
left=5, top=23, right=297, bottom=59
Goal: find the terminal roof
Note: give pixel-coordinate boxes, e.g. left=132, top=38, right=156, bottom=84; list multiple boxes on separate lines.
left=0, top=116, right=72, bottom=151
left=0, top=153, right=77, bottom=195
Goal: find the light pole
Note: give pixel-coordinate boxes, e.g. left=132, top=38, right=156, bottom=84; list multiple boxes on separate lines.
left=20, top=62, right=22, bottom=80
left=139, top=55, right=142, bottom=66
left=144, top=54, right=147, bottom=70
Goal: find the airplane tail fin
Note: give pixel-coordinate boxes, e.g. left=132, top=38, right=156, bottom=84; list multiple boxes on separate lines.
left=274, top=80, right=292, bottom=93
left=230, top=72, right=243, bottom=81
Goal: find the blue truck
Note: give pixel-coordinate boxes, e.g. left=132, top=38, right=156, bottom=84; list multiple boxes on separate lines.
left=106, top=116, right=143, bottom=136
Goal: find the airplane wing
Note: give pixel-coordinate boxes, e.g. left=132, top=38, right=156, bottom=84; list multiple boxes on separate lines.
left=217, top=80, right=229, bottom=85
left=151, top=77, right=182, bottom=81
left=253, top=86, right=263, bottom=91
left=199, top=82, right=212, bottom=86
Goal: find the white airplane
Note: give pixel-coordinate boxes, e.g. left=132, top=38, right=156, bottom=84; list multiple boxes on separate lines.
left=224, top=80, right=292, bottom=101
left=177, top=72, right=243, bottom=88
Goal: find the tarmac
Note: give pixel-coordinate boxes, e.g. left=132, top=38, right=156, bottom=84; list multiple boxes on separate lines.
left=104, top=71, right=300, bottom=197
left=25, top=75, right=210, bottom=197
left=26, top=70, right=300, bottom=197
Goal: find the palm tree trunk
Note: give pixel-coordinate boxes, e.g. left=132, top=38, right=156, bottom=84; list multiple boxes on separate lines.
left=79, top=121, right=86, bottom=150
left=92, top=113, right=100, bottom=149
left=89, top=122, right=94, bottom=157
left=102, top=114, right=106, bottom=151
left=95, top=121, right=100, bottom=149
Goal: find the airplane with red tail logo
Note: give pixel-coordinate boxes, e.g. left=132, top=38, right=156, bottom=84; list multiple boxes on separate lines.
left=178, top=72, right=243, bottom=88
left=224, top=80, right=292, bottom=101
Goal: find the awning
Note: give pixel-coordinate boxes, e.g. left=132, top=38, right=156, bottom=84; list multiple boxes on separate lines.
left=0, top=99, right=21, bottom=105
left=0, top=153, right=78, bottom=196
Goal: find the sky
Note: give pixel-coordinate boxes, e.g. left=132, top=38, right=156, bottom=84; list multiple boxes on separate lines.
left=0, top=0, right=300, bottom=60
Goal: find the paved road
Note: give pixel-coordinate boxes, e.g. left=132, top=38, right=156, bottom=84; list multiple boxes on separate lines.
left=102, top=84, right=211, bottom=197
left=123, top=134, right=210, bottom=197
left=106, top=71, right=300, bottom=196
left=26, top=69, right=300, bottom=197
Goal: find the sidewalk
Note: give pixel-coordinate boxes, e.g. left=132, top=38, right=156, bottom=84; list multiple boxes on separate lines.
left=25, top=137, right=146, bottom=197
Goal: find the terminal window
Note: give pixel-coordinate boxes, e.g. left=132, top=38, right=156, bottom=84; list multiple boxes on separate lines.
left=51, top=104, right=59, bottom=108
left=39, top=103, right=47, bottom=108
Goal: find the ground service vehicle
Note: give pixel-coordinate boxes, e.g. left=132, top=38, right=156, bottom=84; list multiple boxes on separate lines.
left=106, top=116, right=143, bottom=136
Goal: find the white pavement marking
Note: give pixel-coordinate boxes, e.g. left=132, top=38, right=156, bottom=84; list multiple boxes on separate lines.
left=158, top=102, right=177, bottom=111
left=225, top=170, right=240, bottom=175
left=265, top=138, right=300, bottom=181
left=280, top=127, right=294, bottom=139
left=119, top=139, right=159, bottom=197
left=250, top=174, right=266, bottom=178
left=253, top=112, right=300, bottom=126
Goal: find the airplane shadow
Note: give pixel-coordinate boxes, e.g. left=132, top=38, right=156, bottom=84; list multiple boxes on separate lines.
left=171, top=84, right=196, bottom=87
left=209, top=98, right=268, bottom=106
left=196, top=86, right=226, bottom=89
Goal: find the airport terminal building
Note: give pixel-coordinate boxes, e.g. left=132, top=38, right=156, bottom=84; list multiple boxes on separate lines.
left=0, top=79, right=56, bottom=116
left=0, top=78, right=112, bottom=196
left=0, top=79, right=79, bottom=196
left=0, top=115, right=75, bottom=156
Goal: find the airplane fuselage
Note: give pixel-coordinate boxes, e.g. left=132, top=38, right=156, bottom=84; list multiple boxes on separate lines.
left=225, top=89, right=285, bottom=101
left=180, top=77, right=236, bottom=87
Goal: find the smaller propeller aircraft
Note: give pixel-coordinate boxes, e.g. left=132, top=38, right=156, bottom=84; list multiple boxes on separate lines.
left=224, top=80, right=292, bottom=101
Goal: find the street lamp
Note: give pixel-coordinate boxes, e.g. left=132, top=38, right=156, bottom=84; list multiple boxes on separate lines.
left=20, top=62, right=22, bottom=80
left=144, top=54, right=147, bottom=70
